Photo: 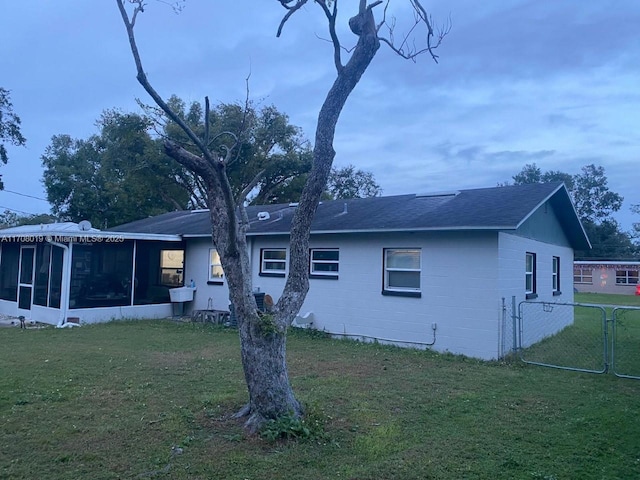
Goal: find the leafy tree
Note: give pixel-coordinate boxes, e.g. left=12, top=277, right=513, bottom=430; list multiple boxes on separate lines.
left=158, top=96, right=314, bottom=206
left=510, top=163, right=622, bottom=223
left=572, top=164, right=623, bottom=224
left=327, top=164, right=382, bottom=199
left=575, top=219, right=638, bottom=260
left=631, top=204, right=640, bottom=244
left=512, top=163, right=574, bottom=192
left=0, top=210, right=56, bottom=229
left=116, top=0, right=446, bottom=432
left=510, top=163, right=633, bottom=259
left=0, top=88, right=27, bottom=189
left=42, top=110, right=191, bottom=227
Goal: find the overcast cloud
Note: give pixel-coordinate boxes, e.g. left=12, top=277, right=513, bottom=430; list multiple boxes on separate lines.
left=1, top=1, right=639, bottom=230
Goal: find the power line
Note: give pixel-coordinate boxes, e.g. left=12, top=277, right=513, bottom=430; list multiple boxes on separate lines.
left=0, top=205, right=40, bottom=216
left=3, top=189, right=48, bottom=201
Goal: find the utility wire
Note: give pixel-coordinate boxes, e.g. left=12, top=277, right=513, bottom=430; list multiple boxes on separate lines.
left=3, top=189, right=48, bottom=201
left=0, top=205, right=40, bottom=215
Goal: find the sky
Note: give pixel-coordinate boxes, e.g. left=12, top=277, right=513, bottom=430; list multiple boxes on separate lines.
left=1, top=1, right=639, bottom=232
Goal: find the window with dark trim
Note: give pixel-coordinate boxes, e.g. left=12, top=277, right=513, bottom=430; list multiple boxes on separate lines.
left=310, top=248, right=339, bottom=279
left=552, top=256, right=561, bottom=295
left=208, top=248, right=224, bottom=284
left=525, top=252, right=537, bottom=299
left=382, top=248, right=421, bottom=297
left=260, top=248, right=286, bottom=277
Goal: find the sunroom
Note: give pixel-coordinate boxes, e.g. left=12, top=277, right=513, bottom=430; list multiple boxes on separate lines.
left=0, top=222, right=184, bottom=325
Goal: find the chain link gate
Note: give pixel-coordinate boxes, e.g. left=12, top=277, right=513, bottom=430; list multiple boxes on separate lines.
left=514, top=300, right=640, bottom=378
left=517, top=301, right=608, bottom=374
left=612, top=307, right=640, bottom=379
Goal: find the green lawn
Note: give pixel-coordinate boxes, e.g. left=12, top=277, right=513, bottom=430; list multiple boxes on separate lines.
left=575, top=291, right=640, bottom=307
left=2, top=320, right=640, bottom=480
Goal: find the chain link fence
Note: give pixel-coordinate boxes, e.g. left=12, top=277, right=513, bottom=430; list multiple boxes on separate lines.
left=503, top=299, right=640, bottom=379
left=612, top=307, right=640, bottom=379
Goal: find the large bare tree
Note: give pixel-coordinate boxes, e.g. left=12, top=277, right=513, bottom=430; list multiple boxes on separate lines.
left=116, top=0, right=446, bottom=433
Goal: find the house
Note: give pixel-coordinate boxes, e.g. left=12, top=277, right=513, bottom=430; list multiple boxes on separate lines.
left=574, top=261, right=640, bottom=295
left=0, top=182, right=589, bottom=359
left=114, top=181, right=589, bottom=359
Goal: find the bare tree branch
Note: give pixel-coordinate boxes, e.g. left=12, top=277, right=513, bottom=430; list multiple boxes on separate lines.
left=276, top=0, right=310, bottom=37
left=315, top=0, right=343, bottom=72
left=116, top=0, right=216, bottom=173
left=238, top=169, right=266, bottom=209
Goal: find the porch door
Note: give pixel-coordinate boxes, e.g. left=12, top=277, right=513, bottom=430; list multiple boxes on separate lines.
left=17, top=246, right=35, bottom=314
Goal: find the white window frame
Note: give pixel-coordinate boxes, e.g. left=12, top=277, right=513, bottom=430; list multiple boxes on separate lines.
left=552, top=256, right=560, bottom=294
left=209, top=248, right=224, bottom=283
left=383, top=248, right=421, bottom=296
left=310, top=248, right=339, bottom=278
left=616, top=270, right=639, bottom=285
left=573, top=267, right=593, bottom=284
left=525, top=252, right=536, bottom=296
left=160, top=249, right=184, bottom=287
left=260, top=248, right=287, bottom=276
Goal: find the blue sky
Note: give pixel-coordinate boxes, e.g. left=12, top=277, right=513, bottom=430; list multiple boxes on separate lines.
left=2, top=1, right=639, bottom=231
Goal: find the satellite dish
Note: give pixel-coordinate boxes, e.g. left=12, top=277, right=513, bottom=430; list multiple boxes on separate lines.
left=78, top=220, right=92, bottom=231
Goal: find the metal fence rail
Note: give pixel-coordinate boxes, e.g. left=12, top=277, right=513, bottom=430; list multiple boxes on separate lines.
left=612, top=307, right=640, bottom=379
left=518, top=301, right=608, bottom=374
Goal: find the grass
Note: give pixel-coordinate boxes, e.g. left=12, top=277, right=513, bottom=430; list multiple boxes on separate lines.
left=1, top=310, right=640, bottom=479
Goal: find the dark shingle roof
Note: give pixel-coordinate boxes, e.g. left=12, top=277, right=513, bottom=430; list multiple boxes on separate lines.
left=111, top=182, right=590, bottom=249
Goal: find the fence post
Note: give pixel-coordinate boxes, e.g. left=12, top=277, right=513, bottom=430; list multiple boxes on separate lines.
left=512, top=295, right=518, bottom=353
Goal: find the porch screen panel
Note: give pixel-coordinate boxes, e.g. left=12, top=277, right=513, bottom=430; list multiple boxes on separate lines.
left=133, top=241, right=181, bottom=305
left=33, top=244, right=51, bottom=307
left=49, top=246, right=63, bottom=309
left=0, top=243, right=19, bottom=301
left=69, top=242, right=134, bottom=309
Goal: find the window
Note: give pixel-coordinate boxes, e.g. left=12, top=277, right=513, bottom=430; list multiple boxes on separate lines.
left=616, top=270, right=639, bottom=285
left=160, top=250, right=184, bottom=287
left=383, top=248, right=421, bottom=297
left=260, top=248, right=287, bottom=277
left=552, top=256, right=561, bottom=295
left=573, top=267, right=593, bottom=284
left=525, top=252, right=537, bottom=298
left=310, top=248, right=339, bottom=279
left=209, top=249, right=224, bottom=283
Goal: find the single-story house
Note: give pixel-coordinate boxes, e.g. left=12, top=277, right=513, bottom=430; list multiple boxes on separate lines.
left=0, top=182, right=590, bottom=359
left=574, top=261, right=640, bottom=295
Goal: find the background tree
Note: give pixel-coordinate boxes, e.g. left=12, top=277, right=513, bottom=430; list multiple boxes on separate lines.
left=0, top=210, right=56, bottom=229
left=572, top=164, right=623, bottom=224
left=326, top=164, right=382, bottom=199
left=42, top=110, right=191, bottom=227
left=0, top=87, right=27, bottom=189
left=631, top=204, right=640, bottom=245
left=509, top=162, right=636, bottom=259
left=158, top=96, right=315, bottom=206
left=117, top=0, right=445, bottom=432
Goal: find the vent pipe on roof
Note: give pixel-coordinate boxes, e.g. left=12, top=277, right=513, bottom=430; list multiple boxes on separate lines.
left=257, top=211, right=270, bottom=221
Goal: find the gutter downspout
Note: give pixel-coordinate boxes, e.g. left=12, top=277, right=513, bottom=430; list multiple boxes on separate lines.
left=46, top=238, right=71, bottom=327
